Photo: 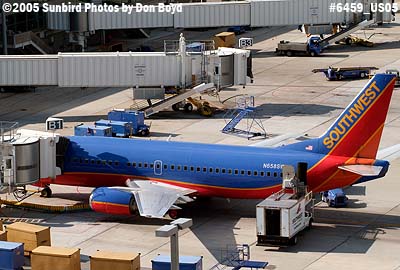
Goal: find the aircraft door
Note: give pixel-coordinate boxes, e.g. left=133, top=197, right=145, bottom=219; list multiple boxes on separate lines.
left=154, top=160, right=162, bottom=176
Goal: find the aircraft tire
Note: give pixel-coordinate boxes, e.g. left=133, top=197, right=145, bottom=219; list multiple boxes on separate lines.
left=41, top=187, right=52, bottom=198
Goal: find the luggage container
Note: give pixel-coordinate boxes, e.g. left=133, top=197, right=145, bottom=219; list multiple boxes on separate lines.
left=95, top=119, right=132, bottom=137
left=74, top=124, right=112, bottom=137
left=152, top=255, right=202, bottom=270
left=108, top=110, right=150, bottom=136
left=6, top=222, right=51, bottom=254
left=0, top=241, right=24, bottom=270
left=0, top=231, right=7, bottom=241
left=90, top=250, right=140, bottom=270
left=31, top=246, right=80, bottom=270
left=214, top=32, right=235, bottom=49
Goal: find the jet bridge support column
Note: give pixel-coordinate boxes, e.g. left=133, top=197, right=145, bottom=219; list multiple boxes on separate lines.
left=179, top=33, right=187, bottom=89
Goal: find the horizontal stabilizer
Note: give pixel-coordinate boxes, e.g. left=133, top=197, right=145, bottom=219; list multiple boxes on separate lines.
left=338, top=165, right=383, bottom=176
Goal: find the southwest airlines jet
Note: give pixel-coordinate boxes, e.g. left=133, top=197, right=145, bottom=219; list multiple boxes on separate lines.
left=40, top=74, right=397, bottom=218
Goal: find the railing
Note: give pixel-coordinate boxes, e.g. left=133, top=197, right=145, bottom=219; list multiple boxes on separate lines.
left=0, top=121, right=18, bottom=143
left=164, top=40, right=215, bottom=54
left=11, top=31, right=53, bottom=54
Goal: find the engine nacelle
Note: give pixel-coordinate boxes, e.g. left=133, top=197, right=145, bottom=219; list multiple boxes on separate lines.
left=89, top=187, right=138, bottom=216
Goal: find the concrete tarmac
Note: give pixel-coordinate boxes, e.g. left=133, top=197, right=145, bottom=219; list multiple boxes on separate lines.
left=1, top=18, right=400, bottom=270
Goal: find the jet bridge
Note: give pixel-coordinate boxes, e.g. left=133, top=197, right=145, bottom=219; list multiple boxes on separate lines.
left=0, top=124, right=61, bottom=197
left=0, top=35, right=251, bottom=95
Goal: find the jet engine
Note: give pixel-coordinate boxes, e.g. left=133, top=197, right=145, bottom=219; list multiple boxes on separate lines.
left=89, top=187, right=138, bottom=216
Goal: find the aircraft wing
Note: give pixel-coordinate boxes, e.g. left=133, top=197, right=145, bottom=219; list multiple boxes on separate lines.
left=115, top=180, right=196, bottom=218
left=338, top=165, right=383, bottom=176
left=377, top=144, right=400, bottom=161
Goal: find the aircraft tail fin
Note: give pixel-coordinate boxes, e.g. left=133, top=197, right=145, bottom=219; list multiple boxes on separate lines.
left=281, top=74, right=396, bottom=159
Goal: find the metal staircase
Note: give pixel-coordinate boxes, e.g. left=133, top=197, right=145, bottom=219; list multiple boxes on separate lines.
left=222, top=96, right=266, bottom=139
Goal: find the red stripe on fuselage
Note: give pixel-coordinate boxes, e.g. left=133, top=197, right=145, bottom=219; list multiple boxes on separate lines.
left=40, top=173, right=282, bottom=199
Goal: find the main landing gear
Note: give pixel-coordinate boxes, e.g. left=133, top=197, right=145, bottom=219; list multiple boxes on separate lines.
left=40, top=186, right=52, bottom=198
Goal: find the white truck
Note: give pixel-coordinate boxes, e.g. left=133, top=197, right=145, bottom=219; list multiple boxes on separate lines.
left=256, top=165, right=314, bottom=246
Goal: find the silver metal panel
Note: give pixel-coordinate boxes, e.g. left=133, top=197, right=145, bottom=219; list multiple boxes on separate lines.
left=0, top=57, right=58, bottom=86
left=220, top=54, right=234, bottom=88
left=58, top=53, right=181, bottom=87
left=47, top=12, right=70, bottom=31
left=88, top=10, right=173, bottom=31
left=174, top=2, right=250, bottom=28
left=14, top=140, right=40, bottom=185
left=70, top=12, right=89, bottom=32
left=251, top=0, right=347, bottom=27
left=133, top=88, right=165, bottom=99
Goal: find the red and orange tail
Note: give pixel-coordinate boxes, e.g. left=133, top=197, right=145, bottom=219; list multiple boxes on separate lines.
left=318, top=74, right=397, bottom=158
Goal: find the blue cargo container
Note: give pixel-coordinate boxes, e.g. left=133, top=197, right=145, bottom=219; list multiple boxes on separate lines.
left=152, top=255, right=202, bottom=270
left=95, top=119, right=132, bottom=137
left=0, top=241, right=24, bottom=270
left=108, top=110, right=150, bottom=136
left=74, top=124, right=112, bottom=137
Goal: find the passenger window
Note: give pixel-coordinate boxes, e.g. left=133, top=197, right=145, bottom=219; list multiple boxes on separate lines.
left=190, top=166, right=194, bottom=172
left=203, top=167, right=207, bottom=172
left=108, top=160, right=113, bottom=165
left=254, top=171, right=258, bottom=176
left=150, top=163, right=154, bottom=168
left=126, top=162, right=131, bottom=167
left=164, top=164, right=168, bottom=169
left=96, top=160, right=101, bottom=165
left=260, top=171, right=265, bottom=177
left=91, top=159, right=95, bottom=164
left=241, top=170, right=245, bottom=175
left=132, top=162, right=136, bottom=168
left=115, top=161, right=119, bottom=166
left=234, top=169, right=239, bottom=175
left=138, top=163, right=142, bottom=168
left=247, top=170, right=251, bottom=176
left=197, top=167, right=201, bottom=172
left=184, top=166, right=188, bottom=171
left=144, top=163, right=148, bottom=168
left=209, top=168, right=213, bottom=173
left=222, top=168, right=226, bottom=174
left=267, top=172, right=271, bottom=177
left=85, top=159, right=89, bottom=164
left=215, top=168, right=220, bottom=173
left=273, top=172, right=277, bottom=177
left=280, top=172, right=283, bottom=177
left=170, top=165, right=175, bottom=170
left=228, top=169, right=232, bottom=174
left=156, top=164, right=160, bottom=169
left=72, top=157, right=78, bottom=163
left=177, top=165, right=181, bottom=171
left=102, top=160, right=107, bottom=165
